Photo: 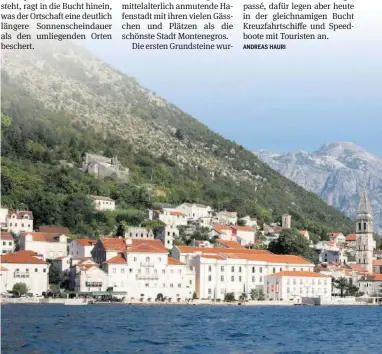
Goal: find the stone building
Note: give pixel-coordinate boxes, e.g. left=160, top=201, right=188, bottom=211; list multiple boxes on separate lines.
left=81, top=153, right=129, bottom=181
left=281, top=214, right=291, bottom=229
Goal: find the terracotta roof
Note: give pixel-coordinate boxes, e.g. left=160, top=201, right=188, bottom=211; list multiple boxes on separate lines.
left=348, top=264, right=366, bottom=272
left=201, top=254, right=226, bottom=260
left=1, top=251, right=47, bottom=264
left=224, top=253, right=312, bottom=265
left=38, top=226, right=71, bottom=234
left=74, top=238, right=98, bottom=247
left=21, top=232, right=63, bottom=242
left=169, top=211, right=184, bottom=216
left=231, top=226, right=255, bottom=232
left=215, top=240, right=246, bottom=249
left=346, top=234, right=357, bottom=241
left=100, top=238, right=127, bottom=251
left=104, top=254, right=127, bottom=264
left=360, top=274, right=382, bottom=281
left=0, top=232, right=14, bottom=241
left=213, top=224, right=232, bottom=232
left=127, top=243, right=167, bottom=253
left=8, top=210, right=33, bottom=219
left=176, top=246, right=270, bottom=255
left=168, top=257, right=184, bottom=265
left=373, top=259, right=382, bottom=266
left=269, top=271, right=328, bottom=278
left=91, top=195, right=115, bottom=202
left=129, top=239, right=167, bottom=252
left=15, top=250, right=41, bottom=257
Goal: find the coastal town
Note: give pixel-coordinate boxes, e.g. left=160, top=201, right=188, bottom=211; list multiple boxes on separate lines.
left=1, top=189, right=381, bottom=305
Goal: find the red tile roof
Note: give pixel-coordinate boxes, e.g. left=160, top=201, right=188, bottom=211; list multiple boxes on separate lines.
left=215, top=240, right=246, bottom=249
left=176, top=246, right=270, bottom=255
left=38, top=226, right=71, bottom=234
left=213, top=224, right=232, bottom=232
left=348, top=264, right=366, bottom=272
left=21, top=232, right=63, bottom=242
left=100, top=238, right=127, bottom=251
left=91, top=195, right=114, bottom=201
left=8, top=210, right=33, bottom=219
left=360, top=274, right=382, bottom=281
left=127, top=243, right=167, bottom=254
left=169, top=211, right=184, bottom=216
left=200, top=254, right=226, bottom=260
left=168, top=257, right=184, bottom=265
left=1, top=251, right=47, bottom=264
left=269, top=271, right=328, bottom=278
left=130, top=239, right=167, bottom=251
left=74, top=238, right=98, bottom=247
left=346, top=234, right=357, bottom=241
left=0, top=232, right=14, bottom=241
left=231, top=226, right=255, bottom=232
left=373, top=259, right=382, bottom=266
left=104, top=254, right=127, bottom=264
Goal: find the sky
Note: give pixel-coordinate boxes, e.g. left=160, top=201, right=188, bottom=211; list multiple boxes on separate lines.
left=87, top=0, right=382, bottom=156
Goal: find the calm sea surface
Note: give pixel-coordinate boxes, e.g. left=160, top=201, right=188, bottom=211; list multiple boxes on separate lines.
left=2, top=304, right=382, bottom=354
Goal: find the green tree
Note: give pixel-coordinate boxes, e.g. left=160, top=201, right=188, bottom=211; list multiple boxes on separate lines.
left=250, top=288, right=258, bottom=300
left=175, top=128, right=184, bottom=140
left=239, top=292, right=247, bottom=302
left=268, top=229, right=318, bottom=263
left=224, top=292, right=235, bottom=302
left=334, top=277, right=348, bottom=298
left=258, top=289, right=265, bottom=300
left=12, top=282, right=28, bottom=296
left=49, top=265, right=61, bottom=285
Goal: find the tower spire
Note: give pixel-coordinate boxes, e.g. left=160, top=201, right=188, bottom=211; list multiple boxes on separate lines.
left=357, top=188, right=372, bottom=217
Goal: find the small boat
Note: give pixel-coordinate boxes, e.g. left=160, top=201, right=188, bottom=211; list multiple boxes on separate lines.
left=65, top=299, right=88, bottom=306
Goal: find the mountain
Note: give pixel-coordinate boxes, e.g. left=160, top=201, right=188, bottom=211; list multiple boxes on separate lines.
left=0, top=40, right=353, bottom=236
left=256, top=142, right=382, bottom=234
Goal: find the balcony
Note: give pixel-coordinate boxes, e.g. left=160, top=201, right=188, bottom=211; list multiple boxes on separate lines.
left=14, top=271, right=30, bottom=278
left=136, top=274, right=159, bottom=280
left=85, top=282, right=102, bottom=287
left=140, top=262, right=155, bottom=268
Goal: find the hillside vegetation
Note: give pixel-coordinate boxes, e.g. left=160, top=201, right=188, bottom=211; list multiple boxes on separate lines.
left=1, top=41, right=354, bottom=237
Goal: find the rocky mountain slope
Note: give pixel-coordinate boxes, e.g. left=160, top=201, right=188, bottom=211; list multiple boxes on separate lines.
left=256, top=143, right=382, bottom=234
left=1, top=40, right=353, bottom=235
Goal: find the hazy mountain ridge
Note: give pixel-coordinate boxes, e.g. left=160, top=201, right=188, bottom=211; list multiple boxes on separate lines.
left=1, top=40, right=354, bottom=234
left=256, top=142, right=382, bottom=234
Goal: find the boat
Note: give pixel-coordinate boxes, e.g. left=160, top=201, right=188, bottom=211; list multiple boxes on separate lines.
left=65, top=299, right=88, bottom=306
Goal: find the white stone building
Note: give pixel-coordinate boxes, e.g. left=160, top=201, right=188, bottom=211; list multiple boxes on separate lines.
left=214, top=211, right=238, bottom=225
left=241, top=216, right=258, bottom=229
left=149, top=209, right=188, bottom=228
left=176, top=203, right=212, bottom=220
left=124, top=226, right=154, bottom=240
left=0, top=207, right=9, bottom=230
left=91, top=196, right=116, bottom=211
left=52, top=255, right=72, bottom=274
left=171, top=246, right=314, bottom=300
left=210, top=224, right=233, bottom=240
left=6, top=210, right=34, bottom=234
left=20, top=232, right=68, bottom=260
left=69, top=238, right=98, bottom=258
left=281, top=214, right=291, bottom=229
left=1, top=232, right=15, bottom=254
left=357, top=274, right=382, bottom=296
left=73, top=263, right=109, bottom=293
left=100, top=239, right=195, bottom=300
left=92, top=238, right=127, bottom=265
left=0, top=250, right=49, bottom=296
left=266, top=271, right=331, bottom=301
left=328, top=232, right=346, bottom=244
left=231, top=226, right=255, bottom=246
left=156, top=226, right=179, bottom=250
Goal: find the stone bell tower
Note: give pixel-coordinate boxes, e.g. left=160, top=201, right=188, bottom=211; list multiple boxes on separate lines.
left=355, top=189, right=374, bottom=273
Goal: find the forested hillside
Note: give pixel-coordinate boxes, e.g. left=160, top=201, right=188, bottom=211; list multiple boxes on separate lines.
left=1, top=41, right=354, bottom=238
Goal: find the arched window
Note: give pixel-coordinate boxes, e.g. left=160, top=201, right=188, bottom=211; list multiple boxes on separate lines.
left=358, top=222, right=362, bottom=230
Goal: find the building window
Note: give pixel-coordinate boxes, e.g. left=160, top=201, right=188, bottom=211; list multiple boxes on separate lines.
left=252, top=276, right=255, bottom=282
left=239, top=267, right=242, bottom=273
left=231, top=266, right=234, bottom=272
left=2, top=242, right=5, bottom=246
left=35, top=268, right=38, bottom=272
left=121, top=268, right=125, bottom=274
left=221, top=266, right=224, bottom=272
left=358, top=222, right=361, bottom=230
left=259, top=276, right=263, bottom=282
left=178, top=284, right=181, bottom=288
left=170, top=284, right=173, bottom=288
left=221, top=276, right=224, bottom=281
left=208, top=266, right=212, bottom=272
left=43, top=269, right=46, bottom=272
left=231, top=276, right=234, bottom=282
left=239, top=276, right=242, bottom=282
left=252, top=267, right=255, bottom=273
left=134, top=257, right=137, bottom=262
left=129, top=269, right=133, bottom=273
left=273, top=267, right=276, bottom=273
left=208, top=289, right=212, bottom=295
left=364, top=222, right=367, bottom=230
left=279, top=268, right=282, bottom=272
left=208, top=275, right=212, bottom=281
left=259, top=267, right=262, bottom=273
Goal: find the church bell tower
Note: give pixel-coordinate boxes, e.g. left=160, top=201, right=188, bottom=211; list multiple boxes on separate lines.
left=355, top=189, right=374, bottom=273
